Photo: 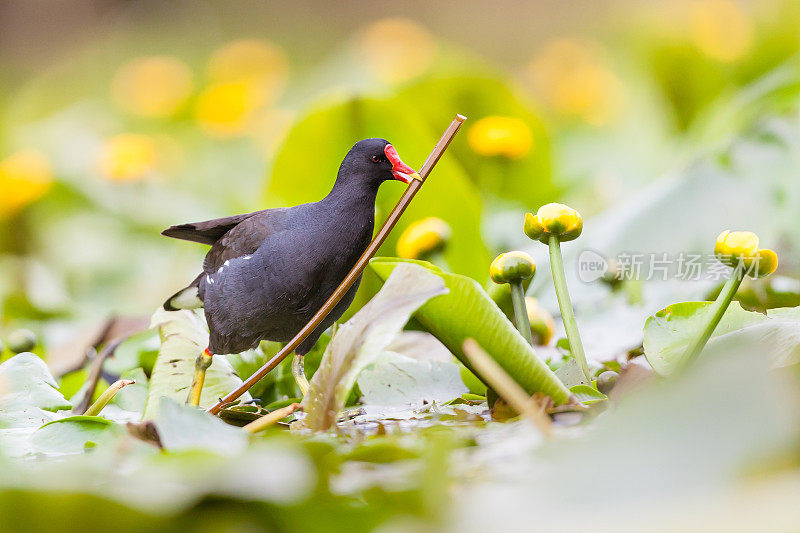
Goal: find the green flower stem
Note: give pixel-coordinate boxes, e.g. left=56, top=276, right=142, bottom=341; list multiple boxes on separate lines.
left=84, top=379, right=135, bottom=416
left=548, top=235, right=590, bottom=383
left=509, top=281, right=533, bottom=345
left=682, top=263, right=745, bottom=370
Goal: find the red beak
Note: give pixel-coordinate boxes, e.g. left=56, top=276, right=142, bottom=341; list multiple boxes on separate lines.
left=384, top=144, right=420, bottom=184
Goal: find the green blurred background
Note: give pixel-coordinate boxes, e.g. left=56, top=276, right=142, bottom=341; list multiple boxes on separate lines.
left=2, top=0, right=800, bottom=349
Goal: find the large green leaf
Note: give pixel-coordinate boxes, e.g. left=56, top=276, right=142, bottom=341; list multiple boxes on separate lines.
left=0, top=353, right=71, bottom=428
left=370, top=257, right=570, bottom=405
left=264, top=95, right=490, bottom=283
left=29, top=416, right=121, bottom=455
left=143, top=309, right=250, bottom=419
left=643, top=302, right=800, bottom=376
left=301, top=263, right=447, bottom=431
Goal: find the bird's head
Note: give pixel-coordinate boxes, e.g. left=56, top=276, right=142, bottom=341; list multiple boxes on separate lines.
left=340, top=138, right=420, bottom=187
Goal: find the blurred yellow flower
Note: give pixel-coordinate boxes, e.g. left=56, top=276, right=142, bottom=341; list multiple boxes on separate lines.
left=525, top=296, right=555, bottom=345
left=528, top=39, right=622, bottom=126
left=468, top=116, right=532, bottom=159
left=98, top=134, right=158, bottom=181
left=207, top=39, right=288, bottom=98
left=194, top=81, right=264, bottom=137
left=690, top=0, right=753, bottom=62
left=356, top=18, right=436, bottom=84
left=0, top=150, right=53, bottom=217
left=396, top=217, right=451, bottom=259
left=111, top=56, right=194, bottom=118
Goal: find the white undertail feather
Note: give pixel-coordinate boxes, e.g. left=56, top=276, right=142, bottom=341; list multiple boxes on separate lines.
left=167, top=286, right=203, bottom=310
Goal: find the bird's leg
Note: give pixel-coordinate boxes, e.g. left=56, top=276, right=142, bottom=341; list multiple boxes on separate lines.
left=291, top=352, right=310, bottom=396
left=187, top=347, right=213, bottom=406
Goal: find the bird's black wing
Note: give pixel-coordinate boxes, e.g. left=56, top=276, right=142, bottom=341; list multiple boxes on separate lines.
left=161, top=211, right=264, bottom=245
left=202, top=209, right=289, bottom=273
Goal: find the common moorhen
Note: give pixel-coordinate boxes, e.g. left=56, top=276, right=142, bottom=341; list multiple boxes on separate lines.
left=162, top=138, right=419, bottom=403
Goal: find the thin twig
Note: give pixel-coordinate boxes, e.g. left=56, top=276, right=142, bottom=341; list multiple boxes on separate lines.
left=72, top=335, right=130, bottom=415
left=462, top=338, right=553, bottom=437
left=243, top=403, right=302, bottom=434
left=208, top=114, right=467, bottom=415
left=84, top=379, right=136, bottom=416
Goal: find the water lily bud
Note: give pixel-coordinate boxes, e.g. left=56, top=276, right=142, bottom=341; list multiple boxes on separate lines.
left=714, top=230, right=778, bottom=277
left=524, top=203, right=583, bottom=244
left=7, top=329, right=37, bottom=354
left=525, top=297, right=555, bottom=345
left=596, top=370, right=618, bottom=394
left=490, top=251, right=536, bottom=285
left=396, top=217, right=451, bottom=260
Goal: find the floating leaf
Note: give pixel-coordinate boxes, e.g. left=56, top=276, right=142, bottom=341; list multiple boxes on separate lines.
left=643, top=302, right=800, bottom=376
left=0, top=353, right=71, bottom=428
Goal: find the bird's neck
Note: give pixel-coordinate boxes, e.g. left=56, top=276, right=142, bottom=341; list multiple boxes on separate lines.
left=323, top=174, right=380, bottom=209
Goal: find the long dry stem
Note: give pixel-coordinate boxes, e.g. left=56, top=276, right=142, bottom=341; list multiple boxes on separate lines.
left=243, top=403, right=302, bottom=434
left=462, top=339, right=552, bottom=437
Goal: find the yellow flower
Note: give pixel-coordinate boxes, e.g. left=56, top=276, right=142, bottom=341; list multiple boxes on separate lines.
left=98, top=134, right=158, bottom=181
left=396, top=217, right=451, bottom=259
left=490, top=251, right=536, bottom=285
left=0, top=150, right=53, bottom=217
left=524, top=203, right=583, bottom=244
left=714, top=230, right=777, bottom=278
left=525, top=296, right=555, bottom=345
left=207, top=39, right=288, bottom=98
left=467, top=116, right=532, bottom=159
left=111, top=56, right=194, bottom=118
left=194, top=81, right=264, bottom=137
left=355, top=18, right=436, bottom=84
left=690, top=0, right=753, bottom=62
left=527, top=39, right=622, bottom=126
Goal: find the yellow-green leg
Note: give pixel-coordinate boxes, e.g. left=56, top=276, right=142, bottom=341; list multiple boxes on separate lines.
left=291, top=352, right=310, bottom=396
left=187, top=347, right=213, bottom=406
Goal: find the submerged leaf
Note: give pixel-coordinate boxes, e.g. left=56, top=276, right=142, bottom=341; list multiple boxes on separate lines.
left=357, top=352, right=467, bottom=407
left=143, top=309, right=249, bottom=419
left=301, top=263, right=447, bottom=431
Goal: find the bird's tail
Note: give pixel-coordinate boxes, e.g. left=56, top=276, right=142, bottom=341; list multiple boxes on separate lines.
left=163, top=273, right=204, bottom=311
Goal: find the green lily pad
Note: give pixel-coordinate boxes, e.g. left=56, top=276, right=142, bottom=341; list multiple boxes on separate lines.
left=643, top=301, right=800, bottom=376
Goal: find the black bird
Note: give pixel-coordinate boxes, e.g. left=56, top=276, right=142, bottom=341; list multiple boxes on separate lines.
left=162, top=138, right=419, bottom=402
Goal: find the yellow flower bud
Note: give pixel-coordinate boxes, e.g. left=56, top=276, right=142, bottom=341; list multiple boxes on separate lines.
left=524, top=203, right=583, bottom=244
left=490, top=251, right=536, bottom=285
left=396, top=217, right=451, bottom=260
left=714, top=230, right=778, bottom=278
left=98, top=134, right=158, bottom=181
left=525, top=297, right=554, bottom=345
left=0, top=150, right=53, bottom=217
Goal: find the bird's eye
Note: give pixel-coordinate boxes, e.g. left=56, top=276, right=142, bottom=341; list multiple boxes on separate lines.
left=370, top=155, right=381, bottom=163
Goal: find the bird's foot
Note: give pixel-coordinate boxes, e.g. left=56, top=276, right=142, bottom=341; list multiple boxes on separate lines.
left=291, top=353, right=310, bottom=396
left=186, top=347, right=213, bottom=406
